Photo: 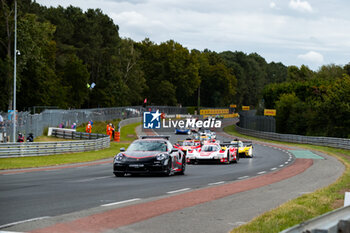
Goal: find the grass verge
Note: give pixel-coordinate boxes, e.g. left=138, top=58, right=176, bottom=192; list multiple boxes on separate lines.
left=35, top=136, right=74, bottom=142
left=223, top=125, right=350, bottom=233
left=76, top=119, right=120, bottom=134
left=0, top=143, right=129, bottom=170
left=120, top=122, right=141, bottom=142
left=0, top=121, right=141, bottom=170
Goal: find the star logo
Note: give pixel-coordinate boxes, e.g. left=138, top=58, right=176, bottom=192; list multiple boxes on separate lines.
left=150, top=110, right=161, bottom=122
left=143, top=110, right=161, bottom=129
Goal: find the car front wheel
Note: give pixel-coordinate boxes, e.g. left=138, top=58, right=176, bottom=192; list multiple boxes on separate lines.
left=114, top=172, right=125, bottom=177
left=164, top=160, right=174, bottom=176
left=179, top=157, right=186, bottom=175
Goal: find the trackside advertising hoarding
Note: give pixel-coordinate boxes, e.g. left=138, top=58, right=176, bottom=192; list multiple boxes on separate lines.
left=264, top=109, right=276, bottom=116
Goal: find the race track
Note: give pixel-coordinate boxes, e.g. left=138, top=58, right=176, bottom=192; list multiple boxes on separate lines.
left=0, top=132, right=292, bottom=228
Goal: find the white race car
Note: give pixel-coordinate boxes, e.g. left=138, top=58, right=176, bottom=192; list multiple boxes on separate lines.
left=203, top=129, right=216, bottom=139
left=186, top=142, right=239, bottom=164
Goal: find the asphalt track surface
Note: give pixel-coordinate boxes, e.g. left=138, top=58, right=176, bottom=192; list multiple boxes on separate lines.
left=0, top=131, right=290, bottom=225
left=0, top=126, right=344, bottom=233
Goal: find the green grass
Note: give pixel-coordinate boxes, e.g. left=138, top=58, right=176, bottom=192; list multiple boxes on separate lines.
left=76, top=119, right=120, bottom=134
left=120, top=122, right=141, bottom=142
left=0, top=143, right=129, bottom=170
left=0, top=121, right=141, bottom=170
left=35, top=136, right=74, bottom=142
left=223, top=125, right=350, bottom=233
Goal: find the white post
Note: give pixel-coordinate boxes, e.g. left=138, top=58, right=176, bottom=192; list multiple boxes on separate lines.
left=344, top=192, right=350, bottom=207
left=12, top=0, right=17, bottom=142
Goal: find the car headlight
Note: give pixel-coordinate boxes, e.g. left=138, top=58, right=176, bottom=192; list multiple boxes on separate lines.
left=156, top=153, right=167, bottom=161
left=114, top=153, right=125, bottom=162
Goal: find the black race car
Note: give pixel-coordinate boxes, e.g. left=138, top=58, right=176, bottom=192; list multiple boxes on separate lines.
left=113, top=135, right=186, bottom=177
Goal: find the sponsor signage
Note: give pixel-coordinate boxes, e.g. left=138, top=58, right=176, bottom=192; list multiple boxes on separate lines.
left=242, top=106, right=250, bottom=111
left=230, top=104, right=237, bottom=108
left=200, top=109, right=229, bottom=115
left=264, top=109, right=276, bottom=116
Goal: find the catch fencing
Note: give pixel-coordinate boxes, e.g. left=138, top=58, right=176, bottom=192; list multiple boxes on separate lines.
left=0, top=106, right=186, bottom=142
left=238, top=110, right=276, bottom=133
left=236, top=125, right=350, bottom=150
left=117, top=117, right=142, bottom=132
left=0, top=128, right=110, bottom=158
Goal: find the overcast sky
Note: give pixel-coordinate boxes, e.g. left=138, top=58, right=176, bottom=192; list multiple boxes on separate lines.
left=35, top=0, right=350, bottom=70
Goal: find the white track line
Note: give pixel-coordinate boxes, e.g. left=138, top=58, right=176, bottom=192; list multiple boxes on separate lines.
left=271, top=167, right=277, bottom=171
left=166, top=188, right=191, bottom=194
left=2, top=173, right=25, bottom=175
left=0, top=216, right=50, bottom=229
left=238, top=176, right=249, bottom=180
left=279, top=165, right=284, bottom=167
left=0, top=231, right=25, bottom=233
left=101, top=198, right=141, bottom=207
left=257, top=171, right=266, bottom=175
left=208, top=181, right=225, bottom=186
left=69, top=176, right=111, bottom=183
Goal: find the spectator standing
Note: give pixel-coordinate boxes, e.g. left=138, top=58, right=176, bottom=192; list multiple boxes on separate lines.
left=27, top=133, right=34, bottom=142
left=17, top=133, right=24, bottom=142
left=0, top=114, right=3, bottom=129
left=71, top=123, right=76, bottom=129
left=111, top=124, right=115, bottom=140
left=106, top=123, right=113, bottom=140
left=86, top=122, right=92, bottom=133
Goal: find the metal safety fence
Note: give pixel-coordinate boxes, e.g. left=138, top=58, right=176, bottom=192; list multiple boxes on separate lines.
left=235, top=124, right=350, bottom=150
left=280, top=205, right=350, bottom=233
left=238, top=110, right=276, bottom=133
left=0, top=106, right=187, bottom=142
left=0, top=128, right=110, bottom=158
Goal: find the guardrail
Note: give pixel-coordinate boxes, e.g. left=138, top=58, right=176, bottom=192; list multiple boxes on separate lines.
left=0, top=128, right=110, bottom=158
left=235, top=125, right=350, bottom=150
left=118, top=117, right=141, bottom=131
left=280, top=205, right=350, bottom=233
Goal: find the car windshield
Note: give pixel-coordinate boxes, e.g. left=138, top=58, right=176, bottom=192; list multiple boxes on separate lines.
left=230, top=141, right=239, bottom=146
left=127, top=141, right=168, bottom=152
left=183, top=141, right=194, bottom=146
left=202, top=145, right=219, bottom=152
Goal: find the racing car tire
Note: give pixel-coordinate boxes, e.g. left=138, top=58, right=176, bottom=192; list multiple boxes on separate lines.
left=226, top=152, right=231, bottom=164
left=233, top=155, right=239, bottom=163
left=164, top=160, right=174, bottom=176
left=179, top=157, right=186, bottom=175
left=114, top=172, right=125, bottom=177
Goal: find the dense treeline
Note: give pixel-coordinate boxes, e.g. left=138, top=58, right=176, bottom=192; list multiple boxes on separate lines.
left=263, top=64, right=350, bottom=138
left=2, top=1, right=350, bottom=138
left=0, top=0, right=287, bottom=111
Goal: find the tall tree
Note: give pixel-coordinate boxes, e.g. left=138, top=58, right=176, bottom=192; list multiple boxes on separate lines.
left=16, top=13, right=62, bottom=109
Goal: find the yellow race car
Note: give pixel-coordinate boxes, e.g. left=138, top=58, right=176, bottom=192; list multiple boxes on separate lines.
left=230, top=140, right=253, bottom=158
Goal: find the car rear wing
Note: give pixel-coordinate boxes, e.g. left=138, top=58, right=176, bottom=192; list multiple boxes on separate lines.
left=140, top=135, right=170, bottom=140
left=242, top=141, right=253, bottom=147
left=220, top=142, right=238, bottom=148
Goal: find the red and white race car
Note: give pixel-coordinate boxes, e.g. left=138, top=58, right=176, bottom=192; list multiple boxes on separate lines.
left=174, top=139, right=201, bottom=154
left=186, top=142, right=239, bottom=164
